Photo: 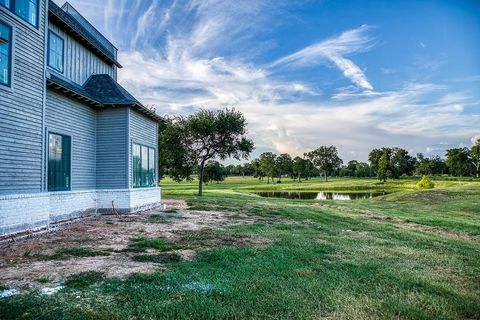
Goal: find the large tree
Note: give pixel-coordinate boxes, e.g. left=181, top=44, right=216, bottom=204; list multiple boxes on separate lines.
left=160, top=108, right=254, bottom=196
left=248, top=159, right=265, bottom=180
left=259, top=152, right=277, bottom=183
left=390, top=148, right=416, bottom=177
left=292, top=156, right=307, bottom=182
left=446, top=148, right=471, bottom=177
left=355, top=162, right=371, bottom=177
left=275, top=153, right=293, bottom=182
left=368, top=148, right=384, bottom=177
left=377, top=149, right=392, bottom=182
left=308, top=146, right=343, bottom=181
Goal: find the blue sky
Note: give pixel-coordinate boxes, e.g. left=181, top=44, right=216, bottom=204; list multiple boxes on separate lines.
left=55, top=0, right=480, bottom=162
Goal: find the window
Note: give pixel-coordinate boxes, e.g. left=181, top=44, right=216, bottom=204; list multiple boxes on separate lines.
left=48, top=133, right=71, bottom=191
left=0, top=21, right=11, bottom=87
left=48, top=30, right=64, bottom=72
left=1, top=0, right=38, bottom=27
left=132, top=143, right=156, bottom=188
left=13, top=0, right=38, bottom=27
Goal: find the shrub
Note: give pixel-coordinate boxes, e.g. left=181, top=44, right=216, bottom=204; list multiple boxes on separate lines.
left=416, top=176, right=435, bottom=189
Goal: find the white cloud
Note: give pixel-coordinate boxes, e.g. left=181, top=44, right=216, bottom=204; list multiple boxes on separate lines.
left=472, top=135, right=480, bottom=145
left=270, top=25, right=375, bottom=91
left=55, top=1, right=478, bottom=162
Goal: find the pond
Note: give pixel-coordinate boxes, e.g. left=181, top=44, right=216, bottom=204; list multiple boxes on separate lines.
left=253, top=191, right=388, bottom=201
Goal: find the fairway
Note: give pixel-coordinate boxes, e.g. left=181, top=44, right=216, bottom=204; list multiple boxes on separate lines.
left=1, top=177, right=479, bottom=319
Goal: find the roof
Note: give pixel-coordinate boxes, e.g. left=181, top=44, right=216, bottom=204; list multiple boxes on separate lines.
left=84, top=74, right=141, bottom=105
left=48, top=1, right=122, bottom=68
left=46, top=73, right=162, bottom=121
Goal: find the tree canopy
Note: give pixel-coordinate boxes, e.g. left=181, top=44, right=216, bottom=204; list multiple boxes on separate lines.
left=307, top=146, right=343, bottom=181
left=160, top=108, right=254, bottom=195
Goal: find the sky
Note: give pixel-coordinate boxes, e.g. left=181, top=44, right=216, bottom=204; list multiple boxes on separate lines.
left=54, top=0, right=480, bottom=163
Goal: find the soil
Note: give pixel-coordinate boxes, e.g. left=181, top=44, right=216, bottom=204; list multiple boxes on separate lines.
left=0, top=199, right=267, bottom=291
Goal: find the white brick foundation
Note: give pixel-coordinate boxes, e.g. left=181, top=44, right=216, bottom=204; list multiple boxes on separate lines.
left=0, top=187, right=161, bottom=236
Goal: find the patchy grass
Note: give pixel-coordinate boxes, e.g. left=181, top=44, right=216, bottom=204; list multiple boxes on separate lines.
left=44, top=246, right=111, bottom=260
left=64, top=271, right=106, bottom=289
left=35, top=276, right=50, bottom=284
left=128, top=237, right=188, bottom=252
left=132, top=252, right=182, bottom=264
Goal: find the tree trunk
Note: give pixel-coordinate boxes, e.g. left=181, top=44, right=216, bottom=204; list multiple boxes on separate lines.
left=298, top=174, right=301, bottom=182
left=324, top=171, right=327, bottom=182
left=198, top=160, right=206, bottom=196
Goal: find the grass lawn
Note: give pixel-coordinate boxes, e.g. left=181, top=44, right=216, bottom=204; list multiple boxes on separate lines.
left=1, top=177, right=479, bottom=319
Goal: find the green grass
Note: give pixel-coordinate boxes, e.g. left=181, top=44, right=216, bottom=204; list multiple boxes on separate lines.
left=132, top=252, right=182, bottom=263
left=128, top=237, right=188, bottom=252
left=43, top=246, right=111, bottom=260
left=0, top=176, right=479, bottom=319
left=35, top=276, right=50, bottom=284
left=64, top=271, right=106, bottom=289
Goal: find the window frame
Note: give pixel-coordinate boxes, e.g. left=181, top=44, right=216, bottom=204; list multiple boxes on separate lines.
left=0, top=0, right=39, bottom=29
left=132, top=142, right=157, bottom=188
left=0, top=19, right=12, bottom=89
left=47, top=131, right=72, bottom=192
left=0, top=0, right=11, bottom=9
left=47, top=29, right=64, bottom=73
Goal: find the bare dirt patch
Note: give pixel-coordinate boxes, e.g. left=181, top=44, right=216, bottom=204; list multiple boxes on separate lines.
left=0, top=199, right=267, bottom=291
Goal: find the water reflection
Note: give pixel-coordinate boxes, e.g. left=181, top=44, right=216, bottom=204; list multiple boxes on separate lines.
left=253, top=191, right=387, bottom=200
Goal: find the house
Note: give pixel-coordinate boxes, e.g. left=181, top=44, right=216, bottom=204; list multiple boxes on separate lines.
left=0, top=0, right=162, bottom=236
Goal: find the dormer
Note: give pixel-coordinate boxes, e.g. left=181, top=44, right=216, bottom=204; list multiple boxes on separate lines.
left=47, top=1, right=121, bottom=85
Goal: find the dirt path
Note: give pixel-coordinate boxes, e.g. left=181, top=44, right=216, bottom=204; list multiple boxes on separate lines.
left=0, top=200, right=260, bottom=291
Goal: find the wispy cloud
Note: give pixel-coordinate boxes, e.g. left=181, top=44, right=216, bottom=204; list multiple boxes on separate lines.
left=270, top=25, right=376, bottom=91
left=54, top=0, right=479, bottom=161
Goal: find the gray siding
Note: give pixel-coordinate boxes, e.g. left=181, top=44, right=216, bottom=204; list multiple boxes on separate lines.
left=45, top=90, right=97, bottom=190
left=97, top=107, right=128, bottom=189
left=129, top=109, right=158, bottom=187
left=0, top=1, right=47, bottom=195
left=48, top=22, right=116, bottom=85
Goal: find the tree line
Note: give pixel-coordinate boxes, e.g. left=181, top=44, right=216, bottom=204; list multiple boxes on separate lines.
left=159, top=108, right=480, bottom=194
left=170, top=141, right=480, bottom=185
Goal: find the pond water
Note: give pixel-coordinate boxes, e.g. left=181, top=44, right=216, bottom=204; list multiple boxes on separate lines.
left=253, top=191, right=388, bottom=201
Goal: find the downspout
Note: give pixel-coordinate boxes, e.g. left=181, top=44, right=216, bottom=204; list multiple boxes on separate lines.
left=41, top=1, right=50, bottom=229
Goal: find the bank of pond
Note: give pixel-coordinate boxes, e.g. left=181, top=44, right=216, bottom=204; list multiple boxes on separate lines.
left=253, top=191, right=389, bottom=200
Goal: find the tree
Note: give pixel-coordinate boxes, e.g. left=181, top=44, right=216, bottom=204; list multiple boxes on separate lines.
left=248, top=159, right=265, bottom=180
left=303, top=153, right=314, bottom=180
left=202, top=161, right=226, bottom=184
left=159, top=118, right=195, bottom=182
left=355, top=162, right=371, bottom=177
left=275, top=153, right=293, bottom=182
left=368, top=148, right=384, bottom=177
left=292, top=156, right=306, bottom=182
left=391, top=148, right=416, bottom=177
left=160, top=108, right=254, bottom=196
left=377, top=149, right=390, bottom=182
left=308, top=146, right=343, bottom=181
left=471, top=140, right=480, bottom=178
left=446, top=148, right=471, bottom=177
left=430, top=156, right=447, bottom=175
left=224, top=164, right=236, bottom=176
left=259, top=152, right=277, bottom=183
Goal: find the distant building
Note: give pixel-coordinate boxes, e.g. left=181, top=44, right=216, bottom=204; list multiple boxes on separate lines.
left=0, top=0, right=162, bottom=236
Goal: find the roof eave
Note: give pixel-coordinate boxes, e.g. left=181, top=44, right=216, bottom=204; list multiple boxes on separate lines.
left=48, top=6, right=123, bottom=68
left=46, top=78, right=102, bottom=107
left=102, top=102, right=162, bottom=121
